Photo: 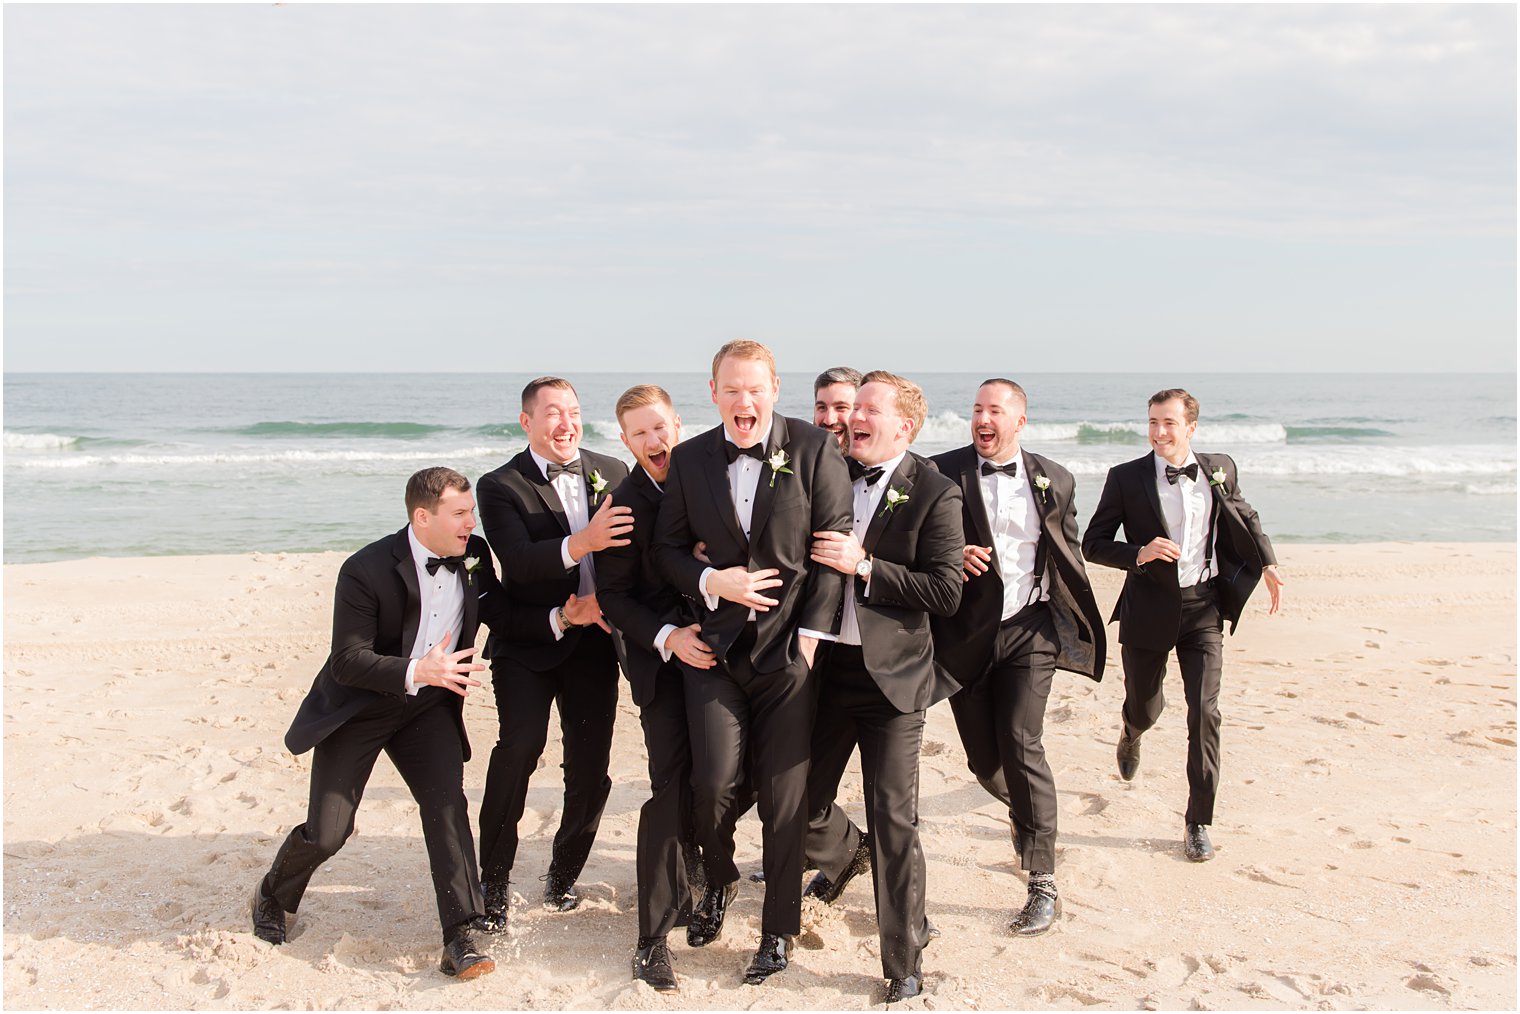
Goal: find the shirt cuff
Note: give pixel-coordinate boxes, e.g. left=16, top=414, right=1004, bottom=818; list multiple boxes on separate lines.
left=404, top=658, right=419, bottom=696
left=560, top=536, right=576, bottom=570
left=698, top=567, right=719, bottom=612
left=549, top=606, right=565, bottom=642
left=798, top=628, right=836, bottom=643
left=654, top=623, right=678, bottom=662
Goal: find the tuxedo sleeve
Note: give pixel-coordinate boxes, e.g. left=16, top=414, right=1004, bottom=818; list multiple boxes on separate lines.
left=473, top=540, right=554, bottom=643
left=1220, top=456, right=1278, bottom=567
left=798, top=436, right=853, bottom=634
left=476, top=470, right=577, bottom=585
left=1082, top=466, right=1144, bottom=572
left=866, top=482, right=964, bottom=618
left=651, top=451, right=711, bottom=599
left=596, top=486, right=680, bottom=650
left=327, top=557, right=410, bottom=695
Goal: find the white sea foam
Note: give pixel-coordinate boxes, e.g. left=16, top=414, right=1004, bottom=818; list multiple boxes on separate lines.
left=6, top=445, right=508, bottom=470
left=4, top=430, right=80, bottom=450
left=918, top=414, right=1288, bottom=445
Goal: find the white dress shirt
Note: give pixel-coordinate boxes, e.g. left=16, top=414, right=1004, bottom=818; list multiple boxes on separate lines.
left=531, top=448, right=596, bottom=640
left=837, top=450, right=907, bottom=646
left=977, top=453, right=1048, bottom=621
left=404, top=526, right=467, bottom=695
left=1154, top=451, right=1215, bottom=588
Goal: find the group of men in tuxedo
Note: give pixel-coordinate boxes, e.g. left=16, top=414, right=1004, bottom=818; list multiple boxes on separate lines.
left=250, top=340, right=1283, bottom=1002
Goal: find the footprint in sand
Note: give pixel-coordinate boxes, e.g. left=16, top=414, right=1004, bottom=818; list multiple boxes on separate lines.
left=1405, top=973, right=1452, bottom=997
left=1078, top=792, right=1109, bottom=816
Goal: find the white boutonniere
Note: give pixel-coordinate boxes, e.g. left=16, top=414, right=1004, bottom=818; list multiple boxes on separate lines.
left=881, top=486, right=910, bottom=516
left=766, top=449, right=793, bottom=488
left=1033, top=474, right=1051, bottom=505
left=463, top=556, right=482, bottom=586
left=1209, top=466, right=1227, bottom=490
left=589, top=469, right=609, bottom=500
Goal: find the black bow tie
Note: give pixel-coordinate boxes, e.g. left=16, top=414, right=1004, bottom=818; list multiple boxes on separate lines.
left=980, top=461, right=1018, bottom=478
left=425, top=555, right=465, bottom=575
left=1165, top=463, right=1199, bottom=485
left=848, top=458, right=885, bottom=487
left=725, top=442, right=766, bottom=464
left=545, top=459, right=582, bottom=479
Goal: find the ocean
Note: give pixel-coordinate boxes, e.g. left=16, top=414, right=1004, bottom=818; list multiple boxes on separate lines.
left=3, top=372, right=1514, bottom=564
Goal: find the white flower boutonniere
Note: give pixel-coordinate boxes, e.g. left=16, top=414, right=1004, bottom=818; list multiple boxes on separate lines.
left=463, top=556, right=482, bottom=586
left=1033, top=474, right=1051, bottom=505
left=766, top=449, right=793, bottom=488
left=589, top=470, right=609, bottom=500
left=881, top=486, right=910, bottom=516
left=1209, top=466, right=1227, bottom=490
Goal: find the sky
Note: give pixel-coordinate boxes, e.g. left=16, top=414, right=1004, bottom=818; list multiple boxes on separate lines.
left=3, top=4, right=1515, bottom=373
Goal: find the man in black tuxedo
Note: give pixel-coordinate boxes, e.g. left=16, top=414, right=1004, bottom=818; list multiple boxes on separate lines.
left=474, top=377, right=631, bottom=930
left=803, top=371, right=963, bottom=1004
left=1083, top=388, right=1283, bottom=862
left=595, top=384, right=717, bottom=992
left=652, top=339, right=853, bottom=985
left=814, top=366, right=862, bottom=454
left=251, top=467, right=538, bottom=979
left=930, top=379, right=1107, bottom=936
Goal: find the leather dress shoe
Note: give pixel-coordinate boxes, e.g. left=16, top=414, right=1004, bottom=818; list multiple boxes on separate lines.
left=885, top=974, right=922, bottom=1003
left=1185, top=823, right=1215, bottom=862
left=926, top=919, right=941, bottom=943
left=439, top=931, right=495, bottom=979
left=1116, top=729, right=1141, bottom=781
left=542, top=869, right=581, bottom=912
left=686, top=880, right=738, bottom=947
left=802, top=831, right=871, bottom=905
left=251, top=879, right=286, bottom=945
left=1010, top=880, right=1060, bottom=936
left=742, top=932, right=793, bottom=985
left=632, top=935, right=678, bottom=992
left=474, top=879, right=509, bottom=934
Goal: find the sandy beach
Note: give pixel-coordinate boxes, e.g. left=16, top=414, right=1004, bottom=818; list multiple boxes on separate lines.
left=3, top=542, right=1514, bottom=1010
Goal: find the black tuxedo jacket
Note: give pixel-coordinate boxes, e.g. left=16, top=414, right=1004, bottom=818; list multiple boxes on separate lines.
left=476, top=447, right=629, bottom=670
left=652, top=414, right=853, bottom=674
left=845, top=452, right=965, bottom=712
left=284, top=528, right=535, bottom=759
left=930, top=445, right=1107, bottom=682
left=1082, top=450, right=1278, bottom=650
left=595, top=465, right=696, bottom=707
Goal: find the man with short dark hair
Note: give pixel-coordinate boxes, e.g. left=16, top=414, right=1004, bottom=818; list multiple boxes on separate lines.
left=814, top=367, right=863, bottom=454
left=251, top=467, right=537, bottom=979
left=931, top=379, right=1107, bottom=936
left=1083, top=388, right=1283, bottom=862
left=474, top=377, right=631, bottom=931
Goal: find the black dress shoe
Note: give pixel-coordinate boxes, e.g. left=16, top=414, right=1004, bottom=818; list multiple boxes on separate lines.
left=632, top=935, right=678, bottom=992
left=925, top=919, right=941, bottom=943
left=686, top=881, right=738, bottom=947
left=250, top=879, right=286, bottom=945
left=1185, top=823, right=1215, bottom=862
left=801, top=831, right=871, bottom=905
left=1010, top=878, right=1060, bottom=936
left=474, top=879, right=509, bottom=934
left=742, top=932, right=793, bottom=985
left=1116, top=729, right=1141, bottom=781
left=440, top=931, right=495, bottom=979
left=542, top=870, right=581, bottom=912
left=885, top=974, right=922, bottom=1003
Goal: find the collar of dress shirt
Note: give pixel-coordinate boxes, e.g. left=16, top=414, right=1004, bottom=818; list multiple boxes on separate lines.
left=722, top=419, right=774, bottom=455
left=530, top=447, right=581, bottom=482
left=861, top=450, right=909, bottom=490
left=407, top=525, right=441, bottom=574
left=1154, top=449, right=1201, bottom=483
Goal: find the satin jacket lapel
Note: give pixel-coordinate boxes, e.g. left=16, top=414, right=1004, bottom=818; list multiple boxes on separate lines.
left=1141, top=451, right=1168, bottom=533
left=747, top=414, right=789, bottom=548
left=1022, top=449, right=1059, bottom=541
left=393, top=531, right=422, bottom=660
left=1196, top=451, right=1240, bottom=534
left=956, top=446, right=999, bottom=578
left=519, top=456, right=571, bottom=536
left=703, top=429, right=749, bottom=552
left=862, top=454, right=916, bottom=555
